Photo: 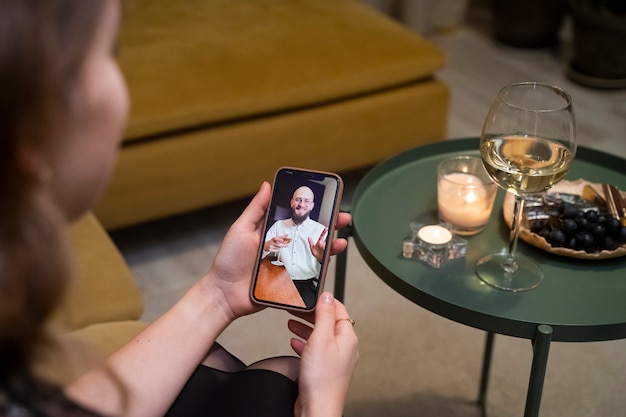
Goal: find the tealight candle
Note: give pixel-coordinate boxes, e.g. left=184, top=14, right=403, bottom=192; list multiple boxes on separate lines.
left=418, top=225, right=452, bottom=245
left=437, top=156, right=497, bottom=236
left=403, top=222, right=468, bottom=269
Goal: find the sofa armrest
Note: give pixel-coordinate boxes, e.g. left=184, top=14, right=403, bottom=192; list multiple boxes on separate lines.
left=53, top=213, right=144, bottom=330
left=37, top=320, right=149, bottom=386
left=37, top=214, right=148, bottom=386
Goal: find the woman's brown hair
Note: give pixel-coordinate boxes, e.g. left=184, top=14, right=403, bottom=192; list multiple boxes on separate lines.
left=0, top=0, right=106, bottom=388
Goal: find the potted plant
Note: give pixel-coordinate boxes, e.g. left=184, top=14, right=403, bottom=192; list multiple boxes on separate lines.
left=492, top=0, right=569, bottom=48
left=568, top=0, right=626, bottom=88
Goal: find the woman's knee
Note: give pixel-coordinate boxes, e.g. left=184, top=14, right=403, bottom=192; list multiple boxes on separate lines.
left=201, top=342, right=246, bottom=372
left=246, top=356, right=300, bottom=381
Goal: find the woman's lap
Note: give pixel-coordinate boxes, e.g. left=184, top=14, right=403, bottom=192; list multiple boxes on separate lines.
left=164, top=365, right=298, bottom=417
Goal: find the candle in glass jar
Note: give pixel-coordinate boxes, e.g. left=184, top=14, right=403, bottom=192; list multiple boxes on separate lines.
left=438, top=173, right=493, bottom=228
left=418, top=225, right=452, bottom=245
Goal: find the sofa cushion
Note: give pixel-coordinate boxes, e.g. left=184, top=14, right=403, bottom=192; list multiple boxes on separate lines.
left=118, top=0, right=445, bottom=140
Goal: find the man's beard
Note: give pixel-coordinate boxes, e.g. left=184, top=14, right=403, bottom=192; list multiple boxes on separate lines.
left=291, top=210, right=310, bottom=225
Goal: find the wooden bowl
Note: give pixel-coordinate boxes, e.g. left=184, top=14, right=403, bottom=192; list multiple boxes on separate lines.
left=503, top=179, right=626, bottom=260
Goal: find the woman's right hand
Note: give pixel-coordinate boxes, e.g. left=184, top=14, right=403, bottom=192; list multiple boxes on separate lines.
left=288, top=292, right=359, bottom=417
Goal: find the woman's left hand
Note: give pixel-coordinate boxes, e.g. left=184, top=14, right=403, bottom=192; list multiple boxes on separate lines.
left=289, top=292, right=359, bottom=417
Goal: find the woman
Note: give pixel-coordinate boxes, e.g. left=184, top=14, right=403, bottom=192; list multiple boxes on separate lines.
left=0, top=1, right=358, bottom=416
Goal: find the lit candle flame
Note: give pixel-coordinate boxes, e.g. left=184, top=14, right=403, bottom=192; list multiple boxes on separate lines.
left=465, top=190, right=477, bottom=204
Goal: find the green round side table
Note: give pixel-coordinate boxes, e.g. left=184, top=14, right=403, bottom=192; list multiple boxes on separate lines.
left=335, top=138, right=626, bottom=417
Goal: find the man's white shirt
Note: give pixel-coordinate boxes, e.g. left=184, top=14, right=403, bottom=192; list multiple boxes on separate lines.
left=264, top=217, right=326, bottom=281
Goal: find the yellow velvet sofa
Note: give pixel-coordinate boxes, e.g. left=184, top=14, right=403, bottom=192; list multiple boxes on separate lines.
left=94, top=0, right=449, bottom=229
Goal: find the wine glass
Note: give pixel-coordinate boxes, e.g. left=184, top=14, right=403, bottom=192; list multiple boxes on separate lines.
left=271, top=235, right=292, bottom=266
left=475, top=82, right=576, bottom=292
left=271, top=249, right=284, bottom=266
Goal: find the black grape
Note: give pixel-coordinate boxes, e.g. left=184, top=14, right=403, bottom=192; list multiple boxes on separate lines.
left=529, top=203, right=624, bottom=253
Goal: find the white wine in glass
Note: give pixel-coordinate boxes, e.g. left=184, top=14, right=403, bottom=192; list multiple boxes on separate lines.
left=271, top=236, right=292, bottom=266
left=476, top=82, right=576, bottom=292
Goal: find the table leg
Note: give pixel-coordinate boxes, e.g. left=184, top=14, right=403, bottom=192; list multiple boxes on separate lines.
left=524, top=324, right=553, bottom=417
left=478, top=331, right=495, bottom=415
left=333, top=222, right=352, bottom=303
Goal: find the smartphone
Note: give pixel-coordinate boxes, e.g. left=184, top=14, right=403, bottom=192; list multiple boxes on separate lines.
left=251, top=167, right=344, bottom=311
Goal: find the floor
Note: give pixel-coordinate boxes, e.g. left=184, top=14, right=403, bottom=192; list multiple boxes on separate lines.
left=110, top=4, right=626, bottom=416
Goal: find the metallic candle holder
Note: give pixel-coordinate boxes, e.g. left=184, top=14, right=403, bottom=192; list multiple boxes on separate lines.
left=402, top=222, right=468, bottom=269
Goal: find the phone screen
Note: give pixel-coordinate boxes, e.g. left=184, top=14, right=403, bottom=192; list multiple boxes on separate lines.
left=251, top=167, right=343, bottom=311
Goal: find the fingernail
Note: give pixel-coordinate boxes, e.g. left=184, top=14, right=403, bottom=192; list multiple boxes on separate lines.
left=322, top=292, right=334, bottom=304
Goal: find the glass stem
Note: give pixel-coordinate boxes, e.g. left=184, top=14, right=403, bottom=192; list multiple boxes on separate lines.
left=504, top=194, right=525, bottom=273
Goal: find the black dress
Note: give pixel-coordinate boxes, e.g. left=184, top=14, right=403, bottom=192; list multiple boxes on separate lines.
left=166, top=365, right=298, bottom=417
left=1, top=366, right=298, bottom=417
left=1, top=375, right=102, bottom=417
